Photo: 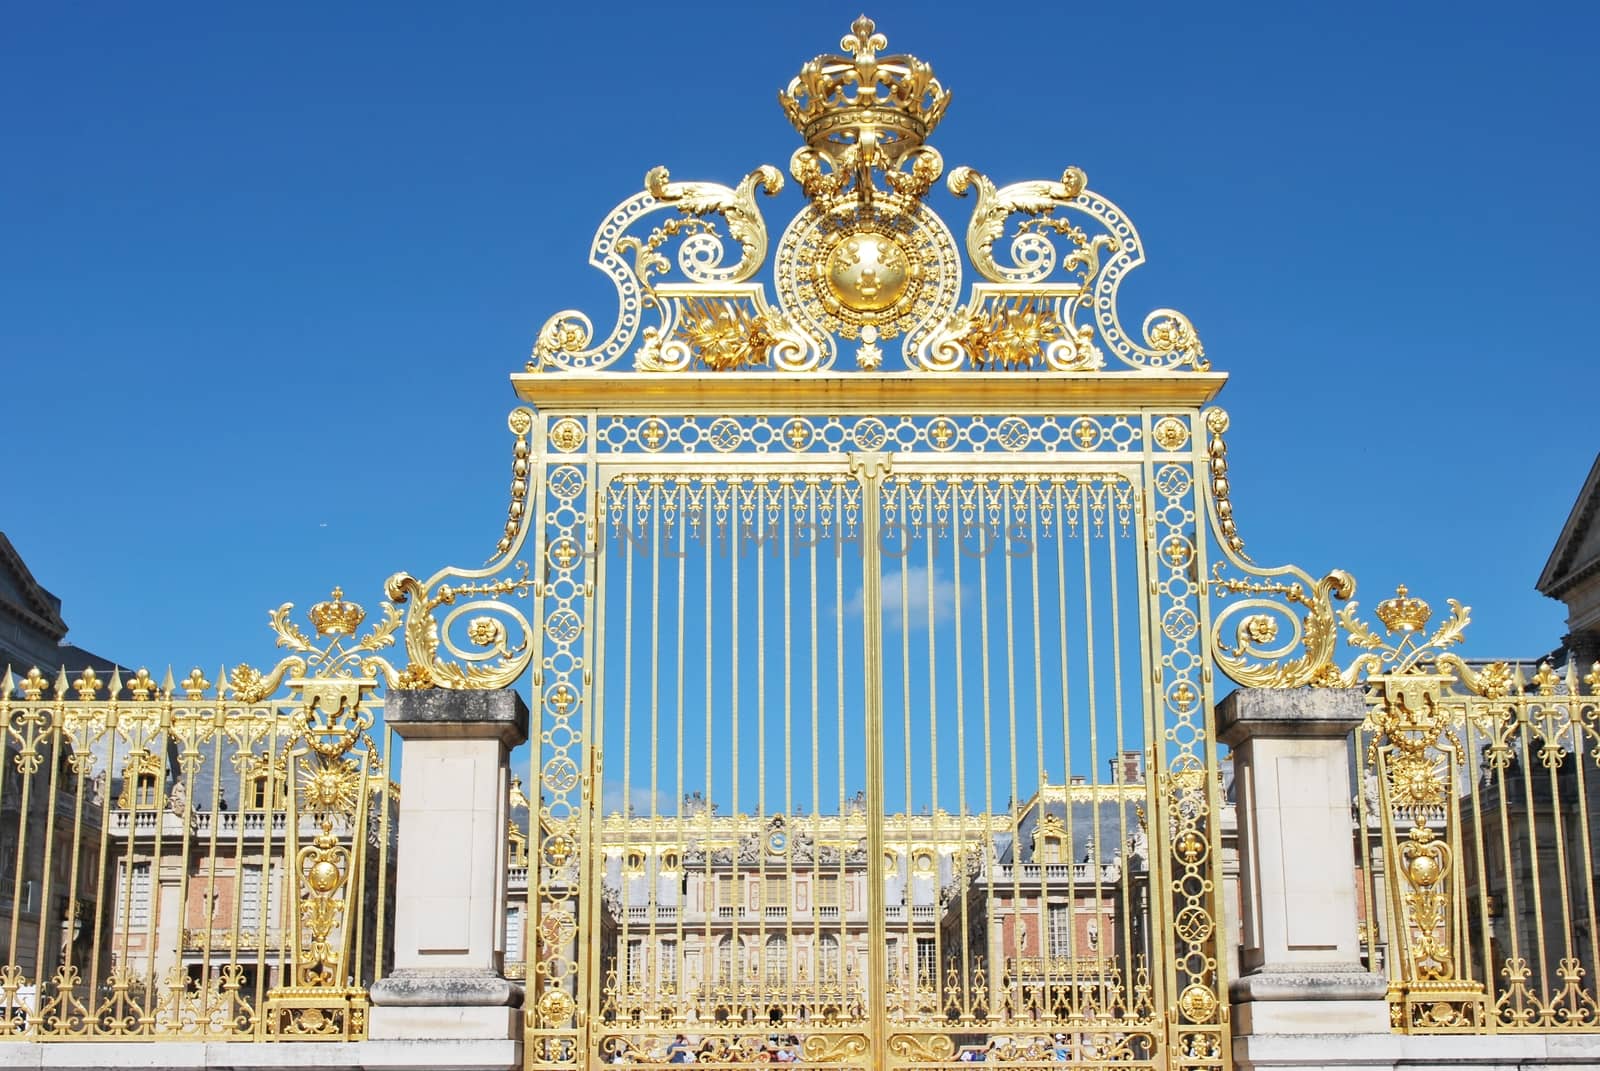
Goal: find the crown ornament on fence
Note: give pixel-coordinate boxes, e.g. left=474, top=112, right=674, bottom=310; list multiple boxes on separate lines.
left=308, top=586, right=366, bottom=637
left=526, top=14, right=1206, bottom=375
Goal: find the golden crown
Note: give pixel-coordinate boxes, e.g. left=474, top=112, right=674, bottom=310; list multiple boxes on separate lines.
left=308, top=586, right=366, bottom=637
left=1375, top=584, right=1431, bottom=634
left=779, top=15, right=950, bottom=163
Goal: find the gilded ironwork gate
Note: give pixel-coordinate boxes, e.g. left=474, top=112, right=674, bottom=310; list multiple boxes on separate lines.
left=513, top=401, right=1236, bottom=1071
left=375, top=16, right=1359, bottom=1070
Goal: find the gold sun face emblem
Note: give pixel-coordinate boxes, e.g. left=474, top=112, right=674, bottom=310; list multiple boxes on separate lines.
left=824, top=233, right=911, bottom=313
left=300, top=756, right=362, bottom=815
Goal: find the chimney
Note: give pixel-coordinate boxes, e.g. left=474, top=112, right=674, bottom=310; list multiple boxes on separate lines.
left=1069, top=775, right=1087, bottom=786
left=1109, top=750, right=1144, bottom=784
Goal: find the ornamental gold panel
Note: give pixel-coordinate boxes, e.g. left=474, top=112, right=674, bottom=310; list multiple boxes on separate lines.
left=0, top=590, right=397, bottom=1042
left=1349, top=589, right=1600, bottom=1034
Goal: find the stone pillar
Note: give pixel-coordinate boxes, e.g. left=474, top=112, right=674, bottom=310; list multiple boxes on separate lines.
left=369, top=688, right=527, bottom=1041
left=1217, top=687, right=1387, bottom=1035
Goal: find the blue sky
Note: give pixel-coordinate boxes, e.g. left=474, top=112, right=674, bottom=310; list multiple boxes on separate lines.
left=3, top=0, right=1597, bottom=683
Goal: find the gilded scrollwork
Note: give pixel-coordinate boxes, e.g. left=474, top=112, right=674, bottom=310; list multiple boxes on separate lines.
left=948, top=165, right=1091, bottom=284
left=938, top=164, right=1203, bottom=372
left=522, top=16, right=1213, bottom=379
left=529, top=165, right=784, bottom=373
left=386, top=408, right=539, bottom=690
left=1203, top=408, right=1356, bottom=689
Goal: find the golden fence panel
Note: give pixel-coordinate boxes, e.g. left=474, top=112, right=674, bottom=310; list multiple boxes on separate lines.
left=0, top=589, right=400, bottom=1041
left=1349, top=588, right=1600, bottom=1034
left=505, top=457, right=1208, bottom=1070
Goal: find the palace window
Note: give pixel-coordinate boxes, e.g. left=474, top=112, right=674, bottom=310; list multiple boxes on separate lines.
left=763, top=874, right=788, bottom=909
left=717, top=874, right=738, bottom=908
left=765, top=935, right=787, bottom=984
left=239, top=865, right=263, bottom=930
left=506, top=906, right=524, bottom=962
left=818, top=934, right=841, bottom=980
left=1049, top=903, right=1073, bottom=958
left=715, top=938, right=733, bottom=984
left=118, top=861, right=151, bottom=929
left=507, top=827, right=529, bottom=868
left=625, top=938, right=644, bottom=984
left=117, top=752, right=164, bottom=811
left=815, top=874, right=839, bottom=907
left=916, top=938, right=936, bottom=985
left=658, top=939, right=676, bottom=988
left=244, top=764, right=286, bottom=811
left=624, top=849, right=645, bottom=874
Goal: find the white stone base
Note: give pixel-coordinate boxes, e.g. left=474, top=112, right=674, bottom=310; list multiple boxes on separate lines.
left=1232, top=997, right=1390, bottom=1034
left=0, top=1039, right=519, bottom=1070
left=1234, top=1031, right=1600, bottom=1070
left=367, top=1003, right=521, bottom=1040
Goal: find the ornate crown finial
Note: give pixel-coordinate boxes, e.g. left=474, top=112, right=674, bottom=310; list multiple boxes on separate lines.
left=779, top=15, right=950, bottom=164
left=308, top=586, right=366, bottom=637
left=1375, top=584, right=1431, bottom=634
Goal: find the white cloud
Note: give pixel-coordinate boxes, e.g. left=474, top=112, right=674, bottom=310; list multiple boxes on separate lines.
left=844, top=564, right=961, bottom=629
left=600, top=781, right=676, bottom=816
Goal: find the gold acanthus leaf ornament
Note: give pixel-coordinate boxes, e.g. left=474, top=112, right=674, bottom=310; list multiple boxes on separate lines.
left=1339, top=585, right=1478, bottom=684
left=949, top=165, right=1089, bottom=283
left=1211, top=571, right=1356, bottom=689
left=231, top=589, right=408, bottom=702
left=384, top=568, right=534, bottom=690
left=961, top=300, right=1063, bottom=370
left=641, top=164, right=783, bottom=287
left=673, top=298, right=778, bottom=371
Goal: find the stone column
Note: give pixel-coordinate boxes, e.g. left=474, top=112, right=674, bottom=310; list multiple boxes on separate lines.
left=369, top=688, right=527, bottom=1041
left=1217, top=687, right=1387, bottom=1035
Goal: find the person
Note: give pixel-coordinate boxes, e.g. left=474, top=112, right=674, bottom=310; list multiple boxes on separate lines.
left=667, top=1034, right=693, bottom=1064
left=1053, top=1032, right=1070, bottom=1061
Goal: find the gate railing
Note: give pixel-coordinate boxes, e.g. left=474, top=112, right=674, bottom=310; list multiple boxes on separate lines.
left=0, top=588, right=400, bottom=1041
left=1348, top=587, right=1600, bottom=1033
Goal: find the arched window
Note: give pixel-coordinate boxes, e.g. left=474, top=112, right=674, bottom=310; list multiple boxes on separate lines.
left=716, top=937, right=733, bottom=985
left=818, top=934, right=841, bottom=981
left=765, top=934, right=787, bottom=984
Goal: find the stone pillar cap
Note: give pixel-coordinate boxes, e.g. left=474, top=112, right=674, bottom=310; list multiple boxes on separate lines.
left=1216, top=686, right=1367, bottom=746
left=386, top=687, right=529, bottom=748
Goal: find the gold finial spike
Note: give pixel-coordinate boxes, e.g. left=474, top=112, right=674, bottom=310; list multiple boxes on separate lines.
left=54, top=665, right=70, bottom=699
left=162, top=666, right=176, bottom=698
left=108, top=667, right=123, bottom=699
left=1, top=666, right=12, bottom=698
